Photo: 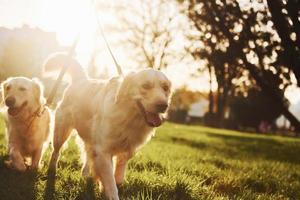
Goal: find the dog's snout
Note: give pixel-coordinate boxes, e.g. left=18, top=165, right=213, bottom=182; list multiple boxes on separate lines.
left=156, top=102, right=168, bottom=113
left=5, top=96, right=16, bottom=107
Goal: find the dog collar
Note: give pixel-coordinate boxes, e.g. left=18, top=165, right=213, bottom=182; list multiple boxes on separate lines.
left=25, top=105, right=46, bottom=133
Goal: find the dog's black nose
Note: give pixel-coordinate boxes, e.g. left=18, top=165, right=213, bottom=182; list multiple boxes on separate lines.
left=5, top=96, right=16, bottom=107
left=156, top=103, right=168, bottom=113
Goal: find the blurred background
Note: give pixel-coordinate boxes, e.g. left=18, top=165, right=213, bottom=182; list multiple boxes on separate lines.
left=1, top=0, right=300, bottom=135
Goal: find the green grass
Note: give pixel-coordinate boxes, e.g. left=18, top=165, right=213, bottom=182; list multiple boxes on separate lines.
left=0, top=118, right=300, bottom=200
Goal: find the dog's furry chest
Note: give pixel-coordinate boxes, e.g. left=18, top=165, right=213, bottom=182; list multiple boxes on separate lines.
left=9, top=126, right=39, bottom=156
left=8, top=111, right=50, bottom=155
left=101, top=120, right=154, bottom=154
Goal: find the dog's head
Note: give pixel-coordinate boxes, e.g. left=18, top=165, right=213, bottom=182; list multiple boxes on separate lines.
left=1, top=77, right=45, bottom=117
left=116, top=69, right=172, bottom=127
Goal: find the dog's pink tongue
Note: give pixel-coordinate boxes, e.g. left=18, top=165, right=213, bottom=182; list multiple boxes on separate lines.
left=8, top=108, right=19, bottom=116
left=146, top=113, right=162, bottom=127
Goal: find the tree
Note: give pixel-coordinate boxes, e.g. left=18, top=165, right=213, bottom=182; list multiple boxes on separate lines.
left=111, top=0, right=185, bottom=69
left=267, top=0, right=300, bottom=87
left=182, top=0, right=300, bottom=130
left=168, top=87, right=206, bottom=122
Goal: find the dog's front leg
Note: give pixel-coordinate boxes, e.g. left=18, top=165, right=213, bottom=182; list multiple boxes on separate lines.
left=114, top=152, right=132, bottom=185
left=31, top=147, right=43, bottom=169
left=93, top=149, right=119, bottom=200
left=8, top=147, right=26, bottom=171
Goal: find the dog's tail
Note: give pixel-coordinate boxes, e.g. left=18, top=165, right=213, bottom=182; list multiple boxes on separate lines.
left=43, top=52, right=87, bottom=82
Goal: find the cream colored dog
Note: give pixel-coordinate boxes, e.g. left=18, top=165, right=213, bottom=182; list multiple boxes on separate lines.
left=1, top=77, right=51, bottom=171
left=46, top=54, right=171, bottom=200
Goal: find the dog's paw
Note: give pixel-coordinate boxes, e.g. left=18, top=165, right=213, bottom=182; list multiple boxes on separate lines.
left=114, top=172, right=125, bottom=185
left=27, top=165, right=39, bottom=172
left=5, top=160, right=27, bottom=172
left=16, top=164, right=27, bottom=172
left=115, top=177, right=124, bottom=186
left=4, top=160, right=13, bottom=168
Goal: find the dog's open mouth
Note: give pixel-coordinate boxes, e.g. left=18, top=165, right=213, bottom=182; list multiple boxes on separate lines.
left=8, top=101, right=28, bottom=116
left=145, top=112, right=163, bottom=127
left=136, top=100, right=164, bottom=127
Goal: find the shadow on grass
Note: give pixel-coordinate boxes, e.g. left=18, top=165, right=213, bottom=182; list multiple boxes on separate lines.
left=119, top=179, right=194, bottom=200
left=162, top=130, right=300, bottom=164
left=44, top=168, right=97, bottom=200
left=205, top=131, right=300, bottom=164
left=0, top=156, right=38, bottom=200
left=170, top=137, right=207, bottom=150
left=157, top=136, right=207, bottom=151
left=75, top=178, right=97, bottom=200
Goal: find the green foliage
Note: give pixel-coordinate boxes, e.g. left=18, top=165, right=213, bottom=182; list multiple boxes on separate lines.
left=183, top=0, right=296, bottom=127
left=0, top=119, right=300, bottom=199
left=170, top=87, right=204, bottom=111
left=168, top=87, right=206, bottom=123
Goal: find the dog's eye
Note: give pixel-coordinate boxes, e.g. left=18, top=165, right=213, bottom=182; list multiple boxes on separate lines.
left=19, top=87, right=26, bottom=91
left=162, top=85, right=169, bottom=92
left=142, top=83, right=152, bottom=90
left=6, top=85, right=11, bottom=91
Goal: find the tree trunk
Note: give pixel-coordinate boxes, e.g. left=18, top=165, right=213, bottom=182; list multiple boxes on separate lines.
left=267, top=0, right=300, bottom=87
left=208, top=65, right=214, bottom=114
left=216, top=87, right=225, bottom=127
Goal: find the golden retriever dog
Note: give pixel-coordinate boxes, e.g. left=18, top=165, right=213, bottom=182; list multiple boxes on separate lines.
left=46, top=54, right=172, bottom=200
left=1, top=77, right=51, bottom=171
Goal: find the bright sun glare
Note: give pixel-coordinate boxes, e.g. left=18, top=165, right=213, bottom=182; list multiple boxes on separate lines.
left=36, top=0, right=115, bottom=66
left=39, top=0, right=96, bottom=45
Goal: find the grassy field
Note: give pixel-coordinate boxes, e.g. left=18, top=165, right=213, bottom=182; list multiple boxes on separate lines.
left=0, top=119, right=300, bottom=200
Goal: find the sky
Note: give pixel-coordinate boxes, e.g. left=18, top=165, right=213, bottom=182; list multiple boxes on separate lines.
left=0, top=0, right=208, bottom=90
left=0, top=0, right=300, bottom=105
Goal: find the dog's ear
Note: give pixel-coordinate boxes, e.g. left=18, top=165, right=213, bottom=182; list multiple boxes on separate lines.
left=0, top=79, right=10, bottom=104
left=32, top=78, right=45, bottom=105
left=115, top=72, right=136, bottom=103
left=0, top=82, right=4, bottom=106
